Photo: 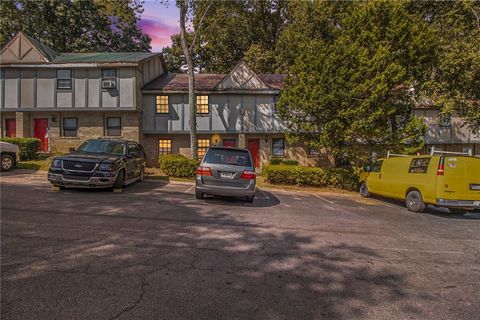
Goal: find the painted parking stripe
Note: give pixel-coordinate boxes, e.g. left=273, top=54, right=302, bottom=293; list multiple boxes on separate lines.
left=312, top=194, right=336, bottom=205
left=255, top=189, right=270, bottom=199
left=184, top=185, right=194, bottom=193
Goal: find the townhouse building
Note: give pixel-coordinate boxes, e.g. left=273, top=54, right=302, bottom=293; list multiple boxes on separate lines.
left=1, top=32, right=478, bottom=169
left=0, top=32, right=165, bottom=153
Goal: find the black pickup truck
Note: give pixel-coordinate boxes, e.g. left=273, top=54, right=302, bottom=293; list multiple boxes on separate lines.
left=48, top=139, right=146, bottom=190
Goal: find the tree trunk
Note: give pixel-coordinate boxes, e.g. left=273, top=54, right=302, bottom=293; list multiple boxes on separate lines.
left=179, top=0, right=197, bottom=160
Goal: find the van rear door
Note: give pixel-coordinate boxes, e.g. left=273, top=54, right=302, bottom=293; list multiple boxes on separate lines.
left=465, top=157, right=480, bottom=201
left=437, top=156, right=467, bottom=200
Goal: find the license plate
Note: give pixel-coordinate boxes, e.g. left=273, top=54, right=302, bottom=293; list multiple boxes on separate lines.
left=220, top=172, right=234, bottom=179
left=470, top=184, right=480, bottom=191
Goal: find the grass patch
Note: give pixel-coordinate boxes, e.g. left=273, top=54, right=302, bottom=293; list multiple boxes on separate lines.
left=17, top=158, right=52, bottom=171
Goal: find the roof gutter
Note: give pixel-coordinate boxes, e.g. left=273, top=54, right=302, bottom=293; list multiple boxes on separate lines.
left=0, top=63, right=140, bottom=68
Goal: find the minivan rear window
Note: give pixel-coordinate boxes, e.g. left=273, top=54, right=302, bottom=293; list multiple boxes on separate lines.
left=409, top=158, right=431, bottom=174
left=204, top=149, right=252, bottom=167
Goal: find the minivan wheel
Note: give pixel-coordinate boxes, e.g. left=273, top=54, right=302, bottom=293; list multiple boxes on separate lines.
left=405, top=190, right=426, bottom=213
left=1, top=154, right=14, bottom=172
left=113, top=170, right=125, bottom=190
left=449, top=208, right=468, bottom=215
left=195, top=191, right=204, bottom=199
left=359, top=182, right=370, bottom=198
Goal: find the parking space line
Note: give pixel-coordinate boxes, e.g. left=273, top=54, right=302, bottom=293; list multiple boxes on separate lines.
left=312, top=194, right=336, bottom=205
left=255, top=189, right=270, bottom=199
left=184, top=185, right=194, bottom=193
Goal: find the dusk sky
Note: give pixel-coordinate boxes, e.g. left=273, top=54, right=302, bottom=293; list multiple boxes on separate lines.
left=139, top=0, right=180, bottom=52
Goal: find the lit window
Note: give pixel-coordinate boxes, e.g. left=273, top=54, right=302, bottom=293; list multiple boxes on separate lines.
left=196, top=95, right=209, bottom=114
left=57, top=69, right=71, bottom=89
left=197, top=138, right=210, bottom=158
left=106, top=117, right=121, bottom=136
left=272, top=138, right=285, bottom=156
left=158, top=139, right=172, bottom=155
left=63, top=117, right=77, bottom=137
left=156, top=96, right=169, bottom=114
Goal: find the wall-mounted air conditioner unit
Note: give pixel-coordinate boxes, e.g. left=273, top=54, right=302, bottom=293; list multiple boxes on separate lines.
left=102, top=80, right=116, bottom=89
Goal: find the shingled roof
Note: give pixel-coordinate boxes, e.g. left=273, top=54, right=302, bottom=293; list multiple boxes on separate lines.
left=143, top=72, right=286, bottom=92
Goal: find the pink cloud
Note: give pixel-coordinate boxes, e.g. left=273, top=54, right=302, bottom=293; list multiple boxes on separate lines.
left=140, top=18, right=179, bottom=52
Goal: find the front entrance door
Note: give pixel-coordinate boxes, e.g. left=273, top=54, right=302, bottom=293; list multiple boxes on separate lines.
left=33, top=118, right=49, bottom=152
left=247, top=139, right=260, bottom=168
left=222, top=139, right=236, bottom=148
left=5, top=118, right=16, bottom=137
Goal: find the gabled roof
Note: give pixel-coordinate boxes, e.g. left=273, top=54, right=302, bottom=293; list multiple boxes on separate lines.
left=143, top=60, right=286, bottom=92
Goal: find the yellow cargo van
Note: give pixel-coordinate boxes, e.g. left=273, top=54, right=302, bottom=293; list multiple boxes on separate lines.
left=359, top=150, right=480, bottom=214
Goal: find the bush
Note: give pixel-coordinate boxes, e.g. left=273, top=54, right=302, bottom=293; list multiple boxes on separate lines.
left=159, top=154, right=198, bottom=178
left=262, top=165, right=358, bottom=190
left=0, top=137, right=40, bottom=161
left=268, top=158, right=299, bottom=165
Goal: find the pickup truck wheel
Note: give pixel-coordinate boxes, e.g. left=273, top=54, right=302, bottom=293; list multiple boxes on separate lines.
left=406, top=190, right=426, bottom=213
left=1, top=154, right=14, bottom=171
left=113, top=170, right=125, bottom=190
left=359, top=182, right=370, bottom=198
left=138, top=167, right=145, bottom=182
left=449, top=208, right=468, bottom=215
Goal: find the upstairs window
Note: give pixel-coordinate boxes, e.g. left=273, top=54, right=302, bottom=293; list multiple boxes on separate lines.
left=106, top=117, right=121, bottom=136
left=196, top=95, right=209, bottom=114
left=197, top=138, right=210, bottom=158
left=156, top=96, right=169, bottom=114
left=57, top=69, right=72, bottom=89
left=439, top=114, right=451, bottom=128
left=102, top=69, right=117, bottom=89
left=62, top=117, right=78, bottom=137
left=158, top=139, right=172, bottom=155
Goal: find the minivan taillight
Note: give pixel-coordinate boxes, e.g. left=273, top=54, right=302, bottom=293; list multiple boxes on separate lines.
left=241, top=170, right=256, bottom=180
left=437, top=163, right=444, bottom=175
left=196, top=166, right=212, bottom=176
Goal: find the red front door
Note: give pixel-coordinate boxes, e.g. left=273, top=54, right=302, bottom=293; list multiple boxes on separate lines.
left=222, top=139, right=236, bottom=148
left=33, top=118, right=49, bottom=152
left=247, top=139, right=260, bottom=168
left=5, top=118, right=16, bottom=137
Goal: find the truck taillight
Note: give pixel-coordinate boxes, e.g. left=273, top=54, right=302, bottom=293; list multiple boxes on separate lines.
left=437, top=164, right=444, bottom=175
left=196, top=166, right=212, bottom=176
left=241, top=170, right=256, bottom=180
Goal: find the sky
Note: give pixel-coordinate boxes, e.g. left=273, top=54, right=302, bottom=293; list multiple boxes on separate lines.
left=139, top=0, right=180, bottom=52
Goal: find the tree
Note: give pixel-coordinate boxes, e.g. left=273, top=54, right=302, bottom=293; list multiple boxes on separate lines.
left=276, top=0, right=434, bottom=166
left=0, top=0, right=151, bottom=52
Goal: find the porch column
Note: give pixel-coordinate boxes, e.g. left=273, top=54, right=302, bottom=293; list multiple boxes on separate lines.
left=15, top=112, right=30, bottom=137
left=238, top=133, right=246, bottom=149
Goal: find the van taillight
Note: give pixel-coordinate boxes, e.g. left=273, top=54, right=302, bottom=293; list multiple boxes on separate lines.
left=437, top=164, right=444, bottom=175
left=241, top=170, right=256, bottom=180
left=196, top=166, right=212, bottom=176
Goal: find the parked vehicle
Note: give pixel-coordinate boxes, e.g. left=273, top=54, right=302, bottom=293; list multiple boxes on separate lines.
left=195, top=147, right=256, bottom=202
left=48, top=139, right=146, bottom=190
left=359, top=150, right=480, bottom=214
left=0, top=142, right=19, bottom=172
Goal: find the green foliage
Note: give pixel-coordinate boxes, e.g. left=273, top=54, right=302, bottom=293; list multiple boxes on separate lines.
left=0, top=137, right=40, bottom=161
left=0, top=0, right=151, bottom=52
left=159, top=154, right=198, bottom=178
left=262, top=165, right=358, bottom=190
left=269, top=158, right=283, bottom=165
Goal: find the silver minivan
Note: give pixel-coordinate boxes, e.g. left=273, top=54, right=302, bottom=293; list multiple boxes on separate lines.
left=195, top=147, right=256, bottom=202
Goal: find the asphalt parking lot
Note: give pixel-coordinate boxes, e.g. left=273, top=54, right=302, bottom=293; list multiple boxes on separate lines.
left=1, top=170, right=480, bottom=320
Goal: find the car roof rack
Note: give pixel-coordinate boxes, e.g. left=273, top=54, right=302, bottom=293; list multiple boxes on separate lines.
left=386, top=151, right=410, bottom=158
left=429, top=146, right=472, bottom=156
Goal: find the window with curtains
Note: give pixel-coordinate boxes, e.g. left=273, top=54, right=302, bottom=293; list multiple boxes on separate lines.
left=57, top=69, right=72, bottom=89
left=197, top=138, right=210, bottom=158
left=156, top=96, right=169, bottom=114
left=106, top=117, right=121, bottom=136
left=196, top=95, right=209, bottom=114
left=158, top=139, right=172, bottom=155
left=62, top=117, right=77, bottom=137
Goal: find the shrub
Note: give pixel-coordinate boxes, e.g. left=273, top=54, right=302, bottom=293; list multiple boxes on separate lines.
left=0, top=137, right=40, bottom=161
left=159, top=154, right=198, bottom=178
left=268, top=158, right=299, bottom=165
left=262, top=165, right=358, bottom=190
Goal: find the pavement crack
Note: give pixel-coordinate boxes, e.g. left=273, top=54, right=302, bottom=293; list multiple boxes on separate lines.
left=108, top=275, right=148, bottom=320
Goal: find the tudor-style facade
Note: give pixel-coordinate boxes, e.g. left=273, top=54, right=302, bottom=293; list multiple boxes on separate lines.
left=141, top=61, right=326, bottom=167
left=0, top=32, right=166, bottom=153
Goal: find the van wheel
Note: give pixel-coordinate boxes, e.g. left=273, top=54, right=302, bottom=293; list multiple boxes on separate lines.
left=1, top=154, right=14, bottom=171
left=449, top=208, right=468, bottom=215
left=113, top=170, right=125, bottom=190
left=406, top=191, right=426, bottom=213
left=359, top=182, right=370, bottom=198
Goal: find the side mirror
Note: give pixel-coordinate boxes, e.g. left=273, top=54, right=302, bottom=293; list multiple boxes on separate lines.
left=364, top=165, right=371, bottom=172
left=69, top=147, right=75, bottom=152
